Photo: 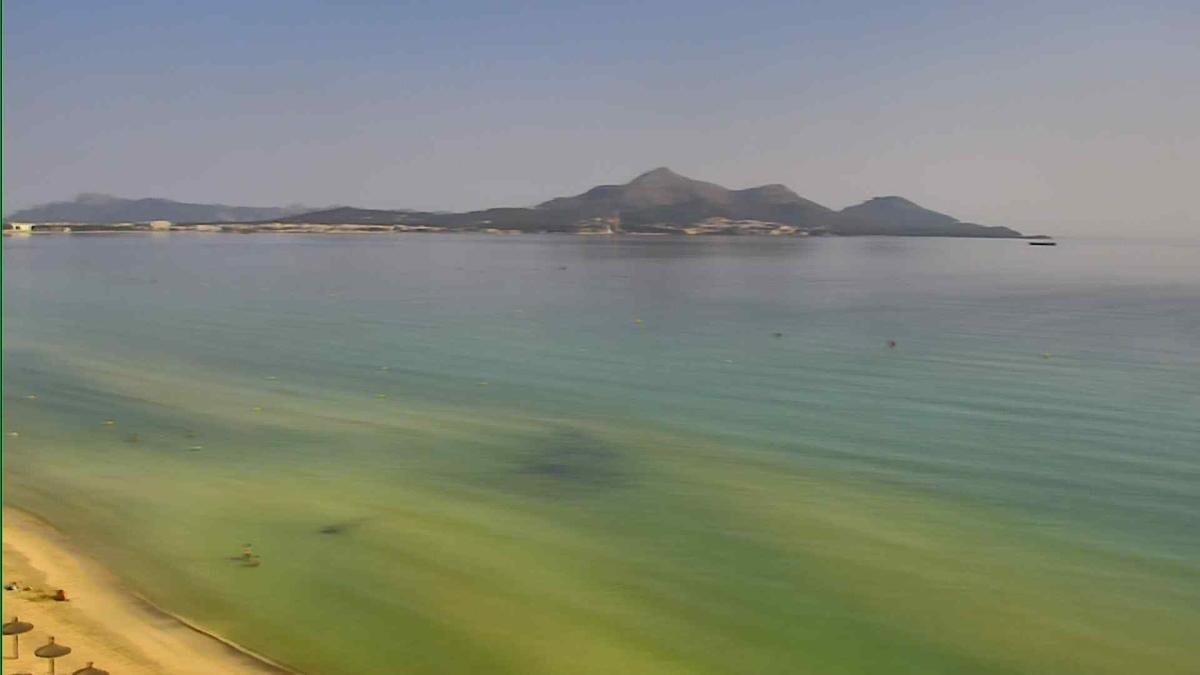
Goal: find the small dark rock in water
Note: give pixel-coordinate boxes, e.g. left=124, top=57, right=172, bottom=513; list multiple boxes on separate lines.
left=558, top=266, right=568, bottom=270
left=318, top=518, right=368, bottom=535
left=772, top=332, right=784, bottom=338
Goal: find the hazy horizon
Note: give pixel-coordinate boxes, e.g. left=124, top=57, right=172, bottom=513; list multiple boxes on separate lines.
left=4, top=1, right=1197, bottom=238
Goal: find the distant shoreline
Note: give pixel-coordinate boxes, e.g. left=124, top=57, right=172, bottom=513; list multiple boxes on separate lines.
left=4, top=168, right=1037, bottom=239
left=2, top=226, right=1047, bottom=240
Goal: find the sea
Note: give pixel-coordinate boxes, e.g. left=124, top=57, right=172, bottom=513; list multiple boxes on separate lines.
left=4, top=233, right=1198, bottom=674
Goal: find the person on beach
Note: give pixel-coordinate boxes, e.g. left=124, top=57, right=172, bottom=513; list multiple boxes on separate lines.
left=239, top=543, right=261, bottom=567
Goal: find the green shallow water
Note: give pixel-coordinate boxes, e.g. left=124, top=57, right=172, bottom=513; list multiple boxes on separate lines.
left=3, top=234, right=1199, bottom=674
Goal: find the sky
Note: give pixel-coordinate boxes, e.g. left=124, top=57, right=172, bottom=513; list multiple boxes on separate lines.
left=3, top=0, right=1197, bottom=237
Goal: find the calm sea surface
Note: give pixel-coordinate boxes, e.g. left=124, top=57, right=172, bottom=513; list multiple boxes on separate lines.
left=4, top=234, right=1199, bottom=674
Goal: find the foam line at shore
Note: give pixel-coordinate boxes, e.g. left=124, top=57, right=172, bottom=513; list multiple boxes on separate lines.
left=2, top=505, right=300, bottom=675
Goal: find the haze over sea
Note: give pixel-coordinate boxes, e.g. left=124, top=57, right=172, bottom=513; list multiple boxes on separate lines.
left=4, top=234, right=1198, bottom=674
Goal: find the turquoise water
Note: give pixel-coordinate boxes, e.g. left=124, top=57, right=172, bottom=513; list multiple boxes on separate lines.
left=4, top=234, right=1199, bottom=674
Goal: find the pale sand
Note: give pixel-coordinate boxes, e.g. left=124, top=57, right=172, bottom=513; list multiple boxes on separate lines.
left=2, top=507, right=295, bottom=675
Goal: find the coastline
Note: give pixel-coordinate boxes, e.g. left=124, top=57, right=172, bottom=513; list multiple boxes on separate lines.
left=2, top=506, right=297, bottom=675
left=2, top=228, right=1041, bottom=239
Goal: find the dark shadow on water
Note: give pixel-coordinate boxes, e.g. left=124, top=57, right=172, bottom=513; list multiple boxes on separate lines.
left=512, top=427, right=629, bottom=496
left=317, top=517, right=371, bottom=535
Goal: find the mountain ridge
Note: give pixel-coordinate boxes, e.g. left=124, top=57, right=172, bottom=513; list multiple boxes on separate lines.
left=7, top=169, right=1027, bottom=238
left=6, top=194, right=312, bottom=224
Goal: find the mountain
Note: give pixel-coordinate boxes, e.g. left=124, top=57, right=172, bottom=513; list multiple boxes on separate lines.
left=533, top=167, right=837, bottom=230
left=836, top=196, right=1020, bottom=238
left=537, top=167, right=732, bottom=214
left=279, top=168, right=1022, bottom=237
left=5, top=194, right=310, bottom=224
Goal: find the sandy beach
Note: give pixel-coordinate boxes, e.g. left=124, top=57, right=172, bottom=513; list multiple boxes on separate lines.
left=2, top=507, right=292, bottom=675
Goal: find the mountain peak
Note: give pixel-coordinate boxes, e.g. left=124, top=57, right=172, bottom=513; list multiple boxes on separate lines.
left=537, top=167, right=726, bottom=214
left=633, top=166, right=677, bottom=178
left=628, top=167, right=687, bottom=186
left=864, top=195, right=920, bottom=207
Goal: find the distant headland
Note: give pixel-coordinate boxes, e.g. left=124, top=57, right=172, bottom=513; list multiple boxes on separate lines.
left=4, top=168, right=1038, bottom=238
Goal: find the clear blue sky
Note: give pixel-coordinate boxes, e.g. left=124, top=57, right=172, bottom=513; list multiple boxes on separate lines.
left=4, top=0, right=1197, bottom=236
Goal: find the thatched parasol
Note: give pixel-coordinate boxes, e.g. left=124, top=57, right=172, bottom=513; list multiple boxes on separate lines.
left=2, top=616, right=34, bottom=658
left=72, top=662, right=110, bottom=675
left=34, top=636, right=72, bottom=674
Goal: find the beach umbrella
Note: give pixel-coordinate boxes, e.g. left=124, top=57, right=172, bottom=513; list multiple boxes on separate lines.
left=72, top=662, right=110, bottom=675
left=34, top=636, right=72, bottom=674
left=2, top=616, right=34, bottom=658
